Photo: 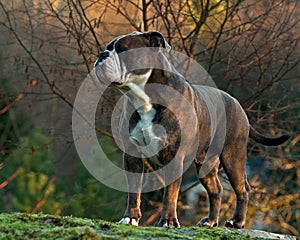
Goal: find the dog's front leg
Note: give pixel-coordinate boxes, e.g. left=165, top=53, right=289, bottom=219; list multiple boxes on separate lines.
left=158, top=178, right=182, bottom=228
left=158, top=157, right=183, bottom=228
left=119, top=153, right=144, bottom=226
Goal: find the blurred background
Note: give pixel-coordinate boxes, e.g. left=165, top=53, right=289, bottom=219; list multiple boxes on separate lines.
left=0, top=0, right=299, bottom=236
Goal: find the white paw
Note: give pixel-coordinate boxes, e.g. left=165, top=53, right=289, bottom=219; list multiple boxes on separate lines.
left=158, top=218, right=181, bottom=228
left=118, top=217, right=139, bottom=226
left=163, top=221, right=169, bottom=228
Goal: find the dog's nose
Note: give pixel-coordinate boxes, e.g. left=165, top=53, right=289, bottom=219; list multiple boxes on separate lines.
left=94, top=50, right=110, bottom=67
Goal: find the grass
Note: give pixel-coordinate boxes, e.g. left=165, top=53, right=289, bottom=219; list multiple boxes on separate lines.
left=0, top=212, right=259, bottom=239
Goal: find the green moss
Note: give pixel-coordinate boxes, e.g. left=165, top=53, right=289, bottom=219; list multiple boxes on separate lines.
left=0, top=213, right=252, bottom=239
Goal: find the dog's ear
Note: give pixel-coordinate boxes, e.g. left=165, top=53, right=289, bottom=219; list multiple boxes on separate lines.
left=106, top=39, right=116, bottom=51
left=145, top=31, right=171, bottom=51
left=106, top=35, right=125, bottom=51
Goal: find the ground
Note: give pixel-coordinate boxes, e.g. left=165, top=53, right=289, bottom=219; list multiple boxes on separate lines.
left=0, top=213, right=297, bottom=239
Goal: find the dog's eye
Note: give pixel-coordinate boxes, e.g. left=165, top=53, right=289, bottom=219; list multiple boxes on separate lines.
left=116, top=46, right=127, bottom=53
left=115, top=41, right=128, bottom=53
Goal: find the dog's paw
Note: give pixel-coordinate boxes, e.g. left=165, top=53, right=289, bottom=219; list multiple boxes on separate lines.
left=158, top=218, right=180, bottom=228
left=197, top=217, right=218, bottom=227
left=118, top=217, right=139, bottom=226
left=224, top=218, right=244, bottom=229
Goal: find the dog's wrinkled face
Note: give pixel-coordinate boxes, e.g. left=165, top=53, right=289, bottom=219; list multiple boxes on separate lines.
left=94, top=31, right=170, bottom=85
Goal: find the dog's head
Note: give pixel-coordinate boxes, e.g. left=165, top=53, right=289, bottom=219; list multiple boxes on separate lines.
left=94, top=31, right=171, bottom=85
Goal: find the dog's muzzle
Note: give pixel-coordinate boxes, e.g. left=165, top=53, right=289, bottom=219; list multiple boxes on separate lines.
left=94, top=50, right=110, bottom=67
left=94, top=49, right=126, bottom=84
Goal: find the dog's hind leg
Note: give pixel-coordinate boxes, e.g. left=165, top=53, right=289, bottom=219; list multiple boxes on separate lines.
left=221, top=146, right=250, bottom=229
left=119, top=153, right=144, bottom=226
left=196, top=160, right=223, bottom=227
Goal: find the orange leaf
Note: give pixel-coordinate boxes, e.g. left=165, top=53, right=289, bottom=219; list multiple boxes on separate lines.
left=27, top=80, right=38, bottom=89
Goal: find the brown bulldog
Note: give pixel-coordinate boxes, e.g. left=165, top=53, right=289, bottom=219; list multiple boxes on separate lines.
left=94, top=31, right=289, bottom=229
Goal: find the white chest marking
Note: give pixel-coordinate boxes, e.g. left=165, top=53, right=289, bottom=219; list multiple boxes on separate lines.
left=123, top=70, right=166, bottom=157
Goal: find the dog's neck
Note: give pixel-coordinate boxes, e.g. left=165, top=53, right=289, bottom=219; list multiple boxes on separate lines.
left=123, top=69, right=163, bottom=152
left=123, top=70, right=156, bottom=126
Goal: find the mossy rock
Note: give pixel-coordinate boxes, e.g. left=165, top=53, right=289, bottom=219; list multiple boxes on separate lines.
left=0, top=213, right=295, bottom=239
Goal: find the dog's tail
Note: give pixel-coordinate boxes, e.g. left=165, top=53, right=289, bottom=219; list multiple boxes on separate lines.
left=249, top=126, right=290, bottom=146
